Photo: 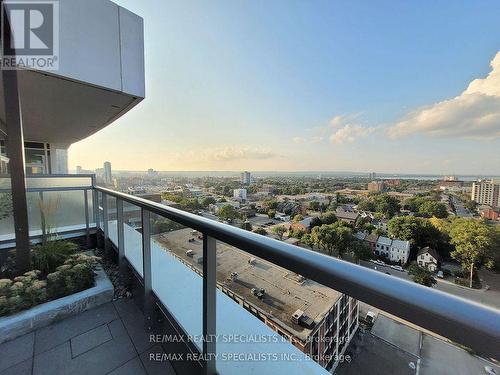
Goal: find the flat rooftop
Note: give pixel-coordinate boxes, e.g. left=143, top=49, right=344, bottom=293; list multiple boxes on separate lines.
left=154, top=228, right=341, bottom=341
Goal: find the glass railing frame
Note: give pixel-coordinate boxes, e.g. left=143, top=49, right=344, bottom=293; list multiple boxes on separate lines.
left=94, top=185, right=500, bottom=372
left=0, top=174, right=96, bottom=247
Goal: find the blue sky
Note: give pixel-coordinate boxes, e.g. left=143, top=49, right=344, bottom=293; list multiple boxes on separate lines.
left=70, top=0, right=500, bottom=174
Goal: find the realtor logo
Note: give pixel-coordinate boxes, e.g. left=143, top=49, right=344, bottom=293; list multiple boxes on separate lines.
left=1, top=0, right=59, bottom=70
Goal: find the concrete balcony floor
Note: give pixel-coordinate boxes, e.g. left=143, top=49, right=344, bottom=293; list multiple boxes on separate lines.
left=0, top=299, right=175, bottom=375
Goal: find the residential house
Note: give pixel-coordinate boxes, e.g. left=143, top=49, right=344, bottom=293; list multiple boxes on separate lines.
left=335, top=207, right=359, bottom=225
left=291, top=217, right=314, bottom=233
left=389, top=239, right=411, bottom=265
left=375, top=236, right=392, bottom=258
left=364, top=233, right=379, bottom=253
left=417, top=247, right=440, bottom=272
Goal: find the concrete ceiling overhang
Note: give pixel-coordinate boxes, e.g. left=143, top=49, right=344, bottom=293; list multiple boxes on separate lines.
left=0, top=69, right=141, bottom=144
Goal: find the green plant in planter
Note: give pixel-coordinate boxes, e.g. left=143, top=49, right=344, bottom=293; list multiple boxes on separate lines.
left=31, top=240, right=77, bottom=275
left=0, top=271, right=48, bottom=316
left=47, top=254, right=100, bottom=299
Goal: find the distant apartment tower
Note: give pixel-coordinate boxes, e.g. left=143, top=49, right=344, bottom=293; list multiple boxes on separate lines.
left=472, top=179, right=500, bottom=208
left=104, top=162, right=112, bottom=184
left=368, top=172, right=377, bottom=180
left=241, top=171, right=252, bottom=184
left=233, top=188, right=247, bottom=201
left=76, top=166, right=83, bottom=174
left=367, top=180, right=386, bottom=193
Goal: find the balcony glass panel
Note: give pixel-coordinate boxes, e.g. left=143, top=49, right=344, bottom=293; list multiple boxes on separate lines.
left=27, top=190, right=87, bottom=237
left=123, top=200, right=143, bottom=276
left=0, top=178, right=14, bottom=242
left=107, top=195, right=117, bottom=246
left=214, top=238, right=335, bottom=374
left=149, top=214, right=203, bottom=350
left=86, top=190, right=95, bottom=227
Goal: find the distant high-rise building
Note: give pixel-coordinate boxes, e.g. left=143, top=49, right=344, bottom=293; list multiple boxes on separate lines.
left=147, top=168, right=158, bottom=177
left=472, top=179, right=500, bottom=208
left=241, top=171, right=251, bottom=184
left=368, top=172, right=377, bottom=180
left=103, top=161, right=112, bottom=184
left=76, top=166, right=82, bottom=174
left=233, top=188, right=247, bottom=201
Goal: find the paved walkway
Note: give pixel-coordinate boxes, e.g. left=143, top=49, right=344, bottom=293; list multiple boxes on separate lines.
left=0, top=299, right=176, bottom=375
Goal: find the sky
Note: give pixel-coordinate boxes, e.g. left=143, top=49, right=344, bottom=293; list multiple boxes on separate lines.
left=69, top=0, right=500, bottom=175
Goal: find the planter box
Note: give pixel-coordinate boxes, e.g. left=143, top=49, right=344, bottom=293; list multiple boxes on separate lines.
left=0, top=266, right=113, bottom=344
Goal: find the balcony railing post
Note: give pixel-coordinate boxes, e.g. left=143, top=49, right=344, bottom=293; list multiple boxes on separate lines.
left=102, top=193, right=110, bottom=254
left=84, top=189, right=90, bottom=247
left=141, top=209, right=153, bottom=326
left=116, top=198, right=127, bottom=283
left=203, top=235, right=217, bottom=375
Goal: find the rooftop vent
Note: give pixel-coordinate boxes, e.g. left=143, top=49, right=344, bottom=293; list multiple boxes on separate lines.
left=248, top=257, right=257, bottom=265
left=292, top=309, right=304, bottom=324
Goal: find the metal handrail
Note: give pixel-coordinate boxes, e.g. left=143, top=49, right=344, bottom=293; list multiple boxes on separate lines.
left=95, top=185, right=500, bottom=360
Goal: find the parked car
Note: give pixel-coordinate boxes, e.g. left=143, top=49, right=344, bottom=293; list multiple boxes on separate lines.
left=390, top=265, right=404, bottom=272
left=437, top=270, right=444, bottom=278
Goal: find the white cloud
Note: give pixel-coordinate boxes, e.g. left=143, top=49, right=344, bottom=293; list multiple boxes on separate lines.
left=208, top=147, right=278, bottom=161
left=388, top=51, right=500, bottom=140
left=330, top=124, right=375, bottom=144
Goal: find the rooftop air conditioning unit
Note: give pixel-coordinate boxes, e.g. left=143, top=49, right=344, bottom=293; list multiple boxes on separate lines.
left=248, top=257, right=257, bottom=265
left=186, top=250, right=194, bottom=257
left=292, top=309, right=304, bottom=325
left=230, top=272, right=238, bottom=281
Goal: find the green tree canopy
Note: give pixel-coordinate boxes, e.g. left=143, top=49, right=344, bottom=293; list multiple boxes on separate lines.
left=408, top=263, right=437, bottom=287
left=271, top=225, right=287, bottom=240
left=321, top=211, right=338, bottom=225
left=387, top=216, right=442, bottom=249
left=217, top=205, right=240, bottom=221
left=449, top=218, right=494, bottom=288
left=357, top=194, right=401, bottom=218
left=311, top=222, right=354, bottom=257
left=201, top=196, right=216, bottom=208
left=293, top=214, right=304, bottom=222
left=253, top=227, right=267, bottom=235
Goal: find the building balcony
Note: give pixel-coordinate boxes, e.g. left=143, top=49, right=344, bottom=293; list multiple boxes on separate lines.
left=1, top=176, right=499, bottom=375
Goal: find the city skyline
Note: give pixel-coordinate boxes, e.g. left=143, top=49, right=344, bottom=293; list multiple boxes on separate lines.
left=69, top=0, right=500, bottom=174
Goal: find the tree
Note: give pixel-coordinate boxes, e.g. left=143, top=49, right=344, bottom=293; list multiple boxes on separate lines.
left=201, top=196, right=216, bottom=208
left=289, top=228, right=305, bottom=239
left=408, top=263, right=437, bottom=287
left=357, top=194, right=401, bottom=218
left=309, top=201, right=320, bottom=211
left=387, top=216, right=442, bottom=249
left=301, top=233, right=314, bottom=249
left=253, top=227, right=267, bottom=236
left=418, top=200, right=448, bottom=218
left=311, top=222, right=354, bottom=257
left=373, top=194, right=401, bottom=218
left=349, top=240, right=373, bottom=261
left=217, top=205, right=240, bottom=221
left=267, top=209, right=276, bottom=219
left=272, top=225, right=287, bottom=240
left=293, top=214, right=304, bottom=222
left=309, top=216, right=323, bottom=230
left=449, top=219, right=493, bottom=288
left=321, top=211, right=337, bottom=225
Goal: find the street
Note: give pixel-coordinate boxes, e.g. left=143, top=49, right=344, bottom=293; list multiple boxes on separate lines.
left=359, top=260, right=500, bottom=309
